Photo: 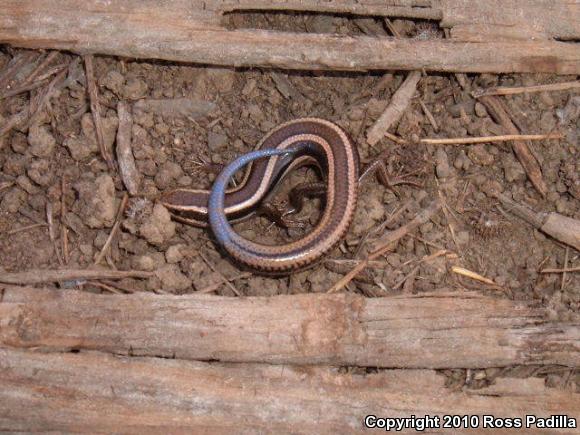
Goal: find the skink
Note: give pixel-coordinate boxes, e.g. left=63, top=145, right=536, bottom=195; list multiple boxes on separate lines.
left=160, top=118, right=360, bottom=273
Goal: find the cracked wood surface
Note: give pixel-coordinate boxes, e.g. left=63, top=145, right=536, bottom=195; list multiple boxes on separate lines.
left=0, top=1, right=578, bottom=74
left=218, top=0, right=580, bottom=40
left=1, top=348, right=578, bottom=433
left=1, top=286, right=578, bottom=368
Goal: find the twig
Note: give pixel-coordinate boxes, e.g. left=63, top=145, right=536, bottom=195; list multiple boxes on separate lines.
left=0, top=78, right=49, bottom=100
left=89, top=281, right=124, bottom=294
left=420, top=132, right=563, bottom=145
left=325, top=259, right=389, bottom=269
left=327, top=199, right=442, bottom=293
left=496, top=193, right=580, bottom=251
left=95, top=193, right=129, bottom=265
left=198, top=251, right=242, bottom=296
left=0, top=53, right=62, bottom=99
left=418, top=98, right=439, bottom=132
left=61, top=175, right=69, bottom=264
left=495, top=193, right=545, bottom=228
left=99, top=279, right=137, bottom=294
left=196, top=272, right=252, bottom=294
left=473, top=81, right=580, bottom=98
left=393, top=249, right=449, bottom=291
left=367, top=71, right=422, bottom=146
left=116, top=102, right=140, bottom=195
left=28, top=67, right=67, bottom=127
left=84, top=55, right=115, bottom=170
left=0, top=269, right=154, bottom=285
left=437, top=187, right=460, bottom=252
left=0, top=51, right=36, bottom=91
left=541, top=266, right=580, bottom=274
left=383, top=131, right=407, bottom=144
left=562, top=247, right=569, bottom=290
left=0, top=108, right=29, bottom=138
left=451, top=266, right=500, bottom=288
left=6, top=223, right=47, bottom=235
left=354, top=198, right=415, bottom=258
left=384, top=18, right=401, bottom=38
left=46, top=202, right=64, bottom=266
left=21, top=51, right=59, bottom=85
left=479, top=96, right=547, bottom=196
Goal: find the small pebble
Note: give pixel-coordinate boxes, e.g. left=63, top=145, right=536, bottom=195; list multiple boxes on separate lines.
left=100, top=69, right=125, bottom=95
left=123, top=77, right=148, bottom=100
left=207, top=68, right=236, bottom=93
left=503, top=157, right=526, bottom=182
left=177, top=175, right=192, bottom=187
left=555, top=198, right=569, bottom=214
left=434, top=148, right=451, bottom=179
left=15, top=175, right=40, bottom=194
left=468, top=145, right=494, bottom=166
left=479, top=179, right=503, bottom=198
left=10, top=132, right=28, bottom=154
left=207, top=131, right=228, bottom=151
left=27, top=159, right=53, bottom=186
left=155, top=264, right=192, bottom=293
left=133, top=254, right=158, bottom=272
left=74, top=173, right=117, bottom=228
left=165, top=244, right=185, bottom=264
left=64, top=136, right=95, bottom=161
left=0, top=187, right=26, bottom=213
left=456, top=230, right=470, bottom=245
left=474, top=102, right=488, bottom=118
left=139, top=203, right=176, bottom=246
left=154, top=161, right=183, bottom=190
left=28, top=124, right=56, bottom=157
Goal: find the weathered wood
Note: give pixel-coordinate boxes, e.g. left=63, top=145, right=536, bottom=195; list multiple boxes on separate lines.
left=0, top=1, right=578, bottom=74
left=218, top=0, right=580, bottom=40
left=217, top=0, right=444, bottom=20
left=0, top=348, right=578, bottom=433
left=1, top=286, right=578, bottom=368
left=441, top=0, right=580, bottom=41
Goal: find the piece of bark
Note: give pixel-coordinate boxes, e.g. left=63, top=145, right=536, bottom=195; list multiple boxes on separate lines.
left=0, top=1, right=578, bottom=74
left=541, top=214, right=580, bottom=252
left=440, top=0, right=580, bottom=41
left=479, top=96, right=548, bottom=197
left=0, top=348, right=578, bottom=434
left=497, top=194, right=580, bottom=251
left=84, top=55, right=114, bottom=170
left=367, top=71, right=422, bottom=145
left=1, top=287, right=578, bottom=368
left=116, top=102, right=140, bottom=195
left=219, top=0, right=580, bottom=41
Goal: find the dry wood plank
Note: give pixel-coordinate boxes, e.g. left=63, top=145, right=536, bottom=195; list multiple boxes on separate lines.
left=1, top=348, right=578, bottom=434
left=1, top=286, right=578, bottom=368
left=217, top=0, right=580, bottom=41
left=441, top=0, right=580, bottom=41
left=0, top=1, right=578, bottom=74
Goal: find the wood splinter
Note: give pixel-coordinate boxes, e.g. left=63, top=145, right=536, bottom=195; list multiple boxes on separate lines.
left=496, top=193, right=580, bottom=251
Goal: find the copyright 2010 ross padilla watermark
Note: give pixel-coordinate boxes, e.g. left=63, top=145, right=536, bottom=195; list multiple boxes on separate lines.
left=363, top=415, right=577, bottom=431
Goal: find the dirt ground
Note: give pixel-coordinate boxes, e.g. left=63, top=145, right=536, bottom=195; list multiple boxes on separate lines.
left=0, top=14, right=578, bottom=388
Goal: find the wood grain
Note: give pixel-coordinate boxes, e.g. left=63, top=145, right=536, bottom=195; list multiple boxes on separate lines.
left=1, top=286, right=578, bottom=368
left=0, top=348, right=578, bottom=433
left=0, top=1, right=578, bottom=74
